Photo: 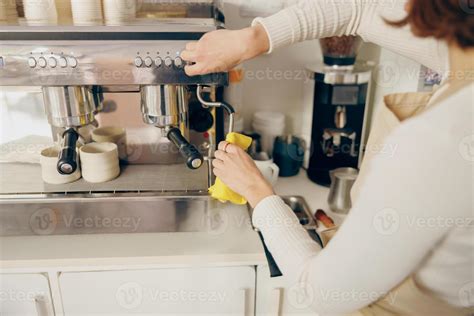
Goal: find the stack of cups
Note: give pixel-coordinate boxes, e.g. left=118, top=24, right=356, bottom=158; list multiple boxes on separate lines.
left=252, top=111, right=286, bottom=156
left=55, top=0, right=73, bottom=25
left=103, top=0, right=136, bottom=25
left=71, top=0, right=103, bottom=26
left=23, top=0, right=58, bottom=26
left=0, top=0, right=19, bottom=25
left=91, top=127, right=127, bottom=162
left=79, top=142, right=120, bottom=183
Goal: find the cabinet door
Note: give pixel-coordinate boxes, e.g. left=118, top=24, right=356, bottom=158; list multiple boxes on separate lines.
left=256, top=266, right=315, bottom=316
left=0, top=274, right=54, bottom=316
left=60, top=267, right=255, bottom=316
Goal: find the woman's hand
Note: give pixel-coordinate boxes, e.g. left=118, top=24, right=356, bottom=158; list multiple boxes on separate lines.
left=181, top=24, right=270, bottom=76
left=212, top=141, right=274, bottom=208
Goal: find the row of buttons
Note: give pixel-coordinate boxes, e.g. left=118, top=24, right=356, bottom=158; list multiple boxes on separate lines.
left=134, top=56, right=184, bottom=68
left=28, top=56, right=78, bottom=69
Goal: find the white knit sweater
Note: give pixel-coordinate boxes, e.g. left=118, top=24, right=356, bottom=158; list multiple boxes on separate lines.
left=252, top=0, right=474, bottom=314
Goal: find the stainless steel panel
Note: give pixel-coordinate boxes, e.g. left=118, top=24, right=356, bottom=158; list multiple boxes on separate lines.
left=0, top=41, right=228, bottom=86
left=0, top=195, right=214, bottom=236
left=0, top=164, right=209, bottom=195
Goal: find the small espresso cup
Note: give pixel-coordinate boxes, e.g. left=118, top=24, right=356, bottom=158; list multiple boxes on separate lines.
left=79, top=142, right=120, bottom=183
left=254, top=152, right=280, bottom=185
left=91, top=126, right=127, bottom=161
left=40, top=146, right=81, bottom=184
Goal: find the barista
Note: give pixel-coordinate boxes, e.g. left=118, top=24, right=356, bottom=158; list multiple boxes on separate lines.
left=182, top=0, right=474, bottom=315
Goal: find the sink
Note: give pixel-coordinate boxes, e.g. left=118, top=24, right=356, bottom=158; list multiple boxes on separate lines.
left=0, top=193, right=215, bottom=236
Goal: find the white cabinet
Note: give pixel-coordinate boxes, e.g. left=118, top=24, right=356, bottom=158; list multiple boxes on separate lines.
left=60, top=267, right=255, bottom=315
left=256, top=266, right=315, bottom=316
left=0, top=273, right=54, bottom=316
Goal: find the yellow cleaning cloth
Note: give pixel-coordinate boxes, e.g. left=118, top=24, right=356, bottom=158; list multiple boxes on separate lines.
left=209, top=132, right=253, bottom=205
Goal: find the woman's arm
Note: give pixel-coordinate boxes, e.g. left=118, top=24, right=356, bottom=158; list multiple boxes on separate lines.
left=182, top=0, right=449, bottom=75
left=253, top=112, right=468, bottom=313
left=257, top=0, right=448, bottom=72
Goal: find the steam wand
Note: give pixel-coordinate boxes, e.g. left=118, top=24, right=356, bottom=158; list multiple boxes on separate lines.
left=196, top=85, right=235, bottom=135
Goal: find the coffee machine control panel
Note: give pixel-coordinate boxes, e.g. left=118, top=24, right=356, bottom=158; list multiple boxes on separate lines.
left=134, top=55, right=184, bottom=69
left=0, top=41, right=227, bottom=86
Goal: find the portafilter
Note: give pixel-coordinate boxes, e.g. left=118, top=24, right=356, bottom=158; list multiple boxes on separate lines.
left=42, top=86, right=102, bottom=175
left=141, top=85, right=204, bottom=170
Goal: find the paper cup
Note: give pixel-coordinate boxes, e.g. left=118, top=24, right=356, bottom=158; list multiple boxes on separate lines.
left=40, top=146, right=81, bottom=185
left=91, top=126, right=127, bottom=161
left=79, top=142, right=120, bottom=183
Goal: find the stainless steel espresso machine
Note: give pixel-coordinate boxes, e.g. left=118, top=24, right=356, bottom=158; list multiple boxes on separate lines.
left=0, top=1, right=236, bottom=236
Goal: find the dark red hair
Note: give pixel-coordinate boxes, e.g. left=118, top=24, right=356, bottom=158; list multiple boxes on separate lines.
left=389, top=0, right=474, bottom=48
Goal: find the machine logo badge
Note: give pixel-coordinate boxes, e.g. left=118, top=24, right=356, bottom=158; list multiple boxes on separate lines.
left=29, top=208, right=57, bottom=235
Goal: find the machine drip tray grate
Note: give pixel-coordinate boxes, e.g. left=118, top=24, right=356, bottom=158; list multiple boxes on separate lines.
left=0, top=163, right=209, bottom=195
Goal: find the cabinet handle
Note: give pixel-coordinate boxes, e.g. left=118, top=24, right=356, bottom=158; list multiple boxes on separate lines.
left=269, top=288, right=282, bottom=316
left=34, top=295, right=50, bottom=316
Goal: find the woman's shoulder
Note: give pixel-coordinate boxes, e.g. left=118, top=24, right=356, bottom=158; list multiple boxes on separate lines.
left=402, top=82, right=473, bottom=141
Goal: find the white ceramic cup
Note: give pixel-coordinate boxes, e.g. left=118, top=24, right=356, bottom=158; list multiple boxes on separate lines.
left=254, top=154, right=280, bottom=185
left=40, top=146, right=81, bottom=184
left=91, top=127, right=127, bottom=161
left=23, top=0, right=58, bottom=25
left=79, top=142, right=120, bottom=183
left=103, top=0, right=136, bottom=25
left=71, top=0, right=103, bottom=26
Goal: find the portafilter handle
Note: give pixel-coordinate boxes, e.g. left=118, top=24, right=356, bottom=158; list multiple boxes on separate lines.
left=57, top=128, right=79, bottom=175
left=167, top=128, right=204, bottom=170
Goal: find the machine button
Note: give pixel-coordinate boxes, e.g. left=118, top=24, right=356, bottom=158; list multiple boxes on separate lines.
left=48, top=57, right=57, bottom=68
left=174, top=57, right=184, bottom=68
left=28, top=57, right=37, bottom=68
left=144, top=57, right=153, bottom=67
left=38, top=57, right=47, bottom=68
left=134, top=56, right=143, bottom=67
left=69, top=57, right=78, bottom=68
left=58, top=56, right=68, bottom=68
left=164, top=57, right=173, bottom=67
left=154, top=57, right=162, bottom=67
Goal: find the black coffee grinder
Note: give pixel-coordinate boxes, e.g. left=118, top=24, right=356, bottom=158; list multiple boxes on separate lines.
left=306, top=36, right=373, bottom=186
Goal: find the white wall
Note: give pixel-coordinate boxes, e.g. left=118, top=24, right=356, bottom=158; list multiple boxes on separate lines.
left=222, top=1, right=423, bottom=140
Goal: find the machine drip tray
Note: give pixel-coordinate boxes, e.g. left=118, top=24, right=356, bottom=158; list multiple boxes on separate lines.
left=0, top=195, right=216, bottom=236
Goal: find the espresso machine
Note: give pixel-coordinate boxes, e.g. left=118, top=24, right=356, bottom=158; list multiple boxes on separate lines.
left=0, top=0, right=237, bottom=236
left=306, top=36, right=373, bottom=186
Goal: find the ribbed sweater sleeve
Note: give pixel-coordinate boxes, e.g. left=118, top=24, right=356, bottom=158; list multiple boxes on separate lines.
left=252, top=0, right=449, bottom=73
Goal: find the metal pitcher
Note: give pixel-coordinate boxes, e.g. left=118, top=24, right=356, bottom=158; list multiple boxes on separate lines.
left=327, top=167, right=359, bottom=214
